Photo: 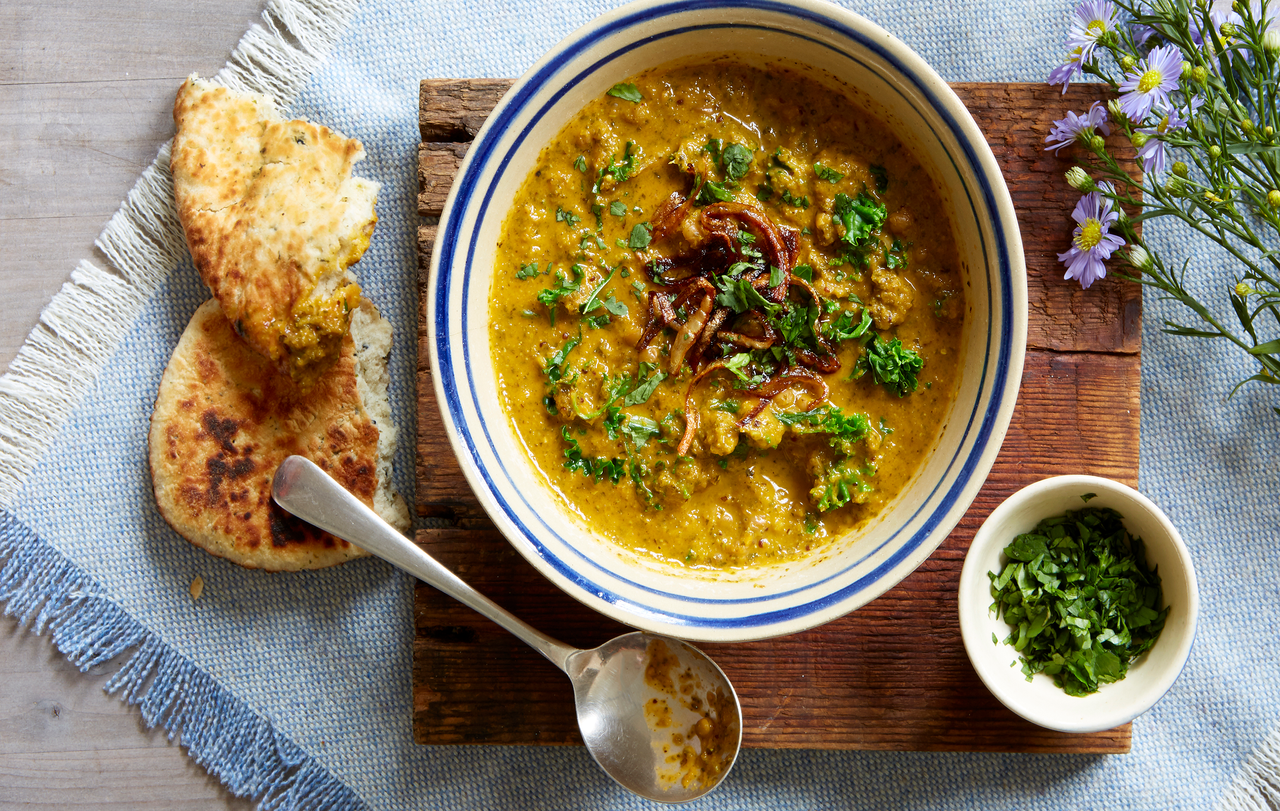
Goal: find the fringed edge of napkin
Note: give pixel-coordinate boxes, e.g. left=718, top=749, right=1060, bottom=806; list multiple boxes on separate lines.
left=0, top=0, right=360, bottom=508
left=0, top=0, right=372, bottom=808
left=1219, top=728, right=1280, bottom=811
left=0, top=510, right=363, bottom=809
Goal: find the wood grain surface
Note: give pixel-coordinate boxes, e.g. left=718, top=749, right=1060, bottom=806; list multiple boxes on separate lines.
left=1, top=5, right=266, bottom=807
left=412, top=81, right=1141, bottom=752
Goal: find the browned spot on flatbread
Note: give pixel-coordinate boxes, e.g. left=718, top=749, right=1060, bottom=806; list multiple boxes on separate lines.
left=148, top=298, right=380, bottom=571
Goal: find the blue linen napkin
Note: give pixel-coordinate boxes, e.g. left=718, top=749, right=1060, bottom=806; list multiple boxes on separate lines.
left=2, top=0, right=1278, bottom=808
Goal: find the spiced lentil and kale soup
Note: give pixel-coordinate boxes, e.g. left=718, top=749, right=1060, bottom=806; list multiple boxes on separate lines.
left=489, top=57, right=966, bottom=570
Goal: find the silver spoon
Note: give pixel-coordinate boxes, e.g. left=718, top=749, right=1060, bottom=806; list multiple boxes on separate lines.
left=271, top=455, right=742, bottom=803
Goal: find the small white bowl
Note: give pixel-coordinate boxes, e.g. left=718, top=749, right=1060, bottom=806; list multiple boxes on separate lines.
left=958, top=475, right=1199, bottom=733
left=429, top=0, right=1027, bottom=641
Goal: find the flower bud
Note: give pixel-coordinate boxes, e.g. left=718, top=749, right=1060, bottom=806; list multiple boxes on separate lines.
left=1209, top=144, right=1223, bottom=160
left=1131, top=132, right=1150, bottom=148
left=1172, top=161, right=1189, bottom=178
left=1266, top=29, right=1280, bottom=56
left=1221, top=21, right=1238, bottom=38
left=1166, top=176, right=1186, bottom=196
left=1204, top=191, right=1223, bottom=204
left=1089, top=134, right=1107, bottom=152
left=1181, top=60, right=1194, bottom=79
left=1267, top=126, right=1275, bottom=139
left=1243, top=118, right=1257, bottom=135
left=1127, top=244, right=1153, bottom=272
left=1105, top=98, right=1126, bottom=124
left=1236, top=281, right=1251, bottom=297
left=1192, top=65, right=1209, bottom=84
left=1120, top=54, right=1138, bottom=72
left=1268, top=189, right=1280, bottom=208
left=1065, top=166, right=1096, bottom=191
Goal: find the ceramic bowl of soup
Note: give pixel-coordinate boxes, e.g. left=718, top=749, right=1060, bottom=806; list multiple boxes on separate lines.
left=428, top=0, right=1027, bottom=642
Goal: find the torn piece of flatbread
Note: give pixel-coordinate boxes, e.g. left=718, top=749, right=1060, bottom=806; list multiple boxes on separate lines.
left=149, top=297, right=410, bottom=571
left=170, top=75, right=379, bottom=388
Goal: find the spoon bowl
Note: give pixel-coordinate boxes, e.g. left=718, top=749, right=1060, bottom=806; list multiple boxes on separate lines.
left=271, top=455, right=742, bottom=803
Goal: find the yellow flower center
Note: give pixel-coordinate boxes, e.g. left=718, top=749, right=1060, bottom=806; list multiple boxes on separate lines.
left=1156, top=114, right=1171, bottom=134
left=1087, top=20, right=1107, bottom=38
left=1137, top=69, right=1163, bottom=93
left=1076, top=218, right=1104, bottom=250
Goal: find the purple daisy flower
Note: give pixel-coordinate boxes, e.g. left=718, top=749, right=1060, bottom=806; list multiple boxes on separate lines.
left=1118, top=44, right=1183, bottom=122
left=1049, top=46, right=1088, bottom=92
left=1136, top=96, right=1200, bottom=176
left=1066, top=0, right=1122, bottom=56
left=1045, top=101, right=1111, bottom=153
left=1049, top=1, right=1121, bottom=92
left=1058, top=186, right=1125, bottom=288
left=1190, top=2, right=1242, bottom=48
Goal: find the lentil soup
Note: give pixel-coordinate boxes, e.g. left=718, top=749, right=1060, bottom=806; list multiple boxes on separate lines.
left=488, top=57, right=966, bottom=570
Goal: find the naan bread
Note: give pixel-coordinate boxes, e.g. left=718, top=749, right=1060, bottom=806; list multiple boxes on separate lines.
left=170, top=75, right=379, bottom=387
left=149, top=297, right=410, bottom=571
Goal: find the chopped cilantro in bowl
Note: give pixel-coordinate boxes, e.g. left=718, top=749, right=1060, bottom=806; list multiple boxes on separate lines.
left=987, top=503, right=1168, bottom=696
left=957, top=475, right=1199, bottom=733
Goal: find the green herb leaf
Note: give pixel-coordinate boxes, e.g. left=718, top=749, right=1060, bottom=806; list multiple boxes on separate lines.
left=606, top=82, right=643, bottom=103
left=629, top=222, right=652, bottom=250
left=721, top=143, right=754, bottom=181
left=987, top=505, right=1168, bottom=696
left=536, top=266, right=585, bottom=325
left=869, top=164, right=888, bottom=192
left=832, top=192, right=887, bottom=250
left=814, top=162, right=845, bottom=183
left=857, top=334, right=922, bottom=397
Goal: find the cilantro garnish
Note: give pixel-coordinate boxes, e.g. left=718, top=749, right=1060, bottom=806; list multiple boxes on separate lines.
left=623, top=363, right=666, bottom=406
left=606, top=83, right=643, bottom=103
left=516, top=262, right=541, bottom=279
left=721, top=143, right=753, bottom=181
left=780, top=189, right=810, bottom=209
left=561, top=426, right=626, bottom=483
left=814, top=162, right=845, bottom=183
left=555, top=206, right=581, bottom=228
left=695, top=176, right=735, bottom=205
left=573, top=155, right=588, bottom=173
left=579, top=266, right=628, bottom=327
left=809, top=458, right=876, bottom=512
left=988, top=505, right=1168, bottom=696
left=856, top=334, right=923, bottom=397
left=536, top=265, right=585, bottom=325
left=597, top=142, right=639, bottom=188
left=609, top=200, right=627, bottom=217
left=832, top=192, right=887, bottom=251
left=869, top=163, right=889, bottom=192
left=628, top=222, right=652, bottom=250
left=715, top=275, right=778, bottom=315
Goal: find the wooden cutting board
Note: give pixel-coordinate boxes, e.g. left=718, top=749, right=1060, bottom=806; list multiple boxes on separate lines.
left=411, top=80, right=1141, bottom=753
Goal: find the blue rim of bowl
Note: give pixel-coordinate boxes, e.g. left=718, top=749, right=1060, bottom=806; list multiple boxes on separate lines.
left=430, top=0, right=1023, bottom=634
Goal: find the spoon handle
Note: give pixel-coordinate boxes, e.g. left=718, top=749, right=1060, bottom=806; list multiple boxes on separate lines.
left=272, top=455, right=577, bottom=672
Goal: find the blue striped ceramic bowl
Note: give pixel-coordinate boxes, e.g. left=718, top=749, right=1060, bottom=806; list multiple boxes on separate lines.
left=427, top=0, right=1027, bottom=642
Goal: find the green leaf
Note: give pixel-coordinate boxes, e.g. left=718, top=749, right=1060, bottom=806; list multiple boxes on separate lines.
left=832, top=192, right=887, bottom=251
left=869, top=164, right=888, bottom=192
left=857, top=334, right=923, bottom=397
left=609, top=200, right=627, bottom=217
left=606, top=82, right=643, bottom=103
left=721, top=143, right=754, bottom=181
left=628, top=222, right=652, bottom=250
left=814, top=162, right=845, bottom=183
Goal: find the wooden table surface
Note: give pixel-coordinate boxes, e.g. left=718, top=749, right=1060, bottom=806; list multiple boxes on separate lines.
left=1, top=5, right=263, bottom=807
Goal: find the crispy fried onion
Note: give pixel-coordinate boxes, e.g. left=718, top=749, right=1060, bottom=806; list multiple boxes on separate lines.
left=641, top=193, right=851, bottom=455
